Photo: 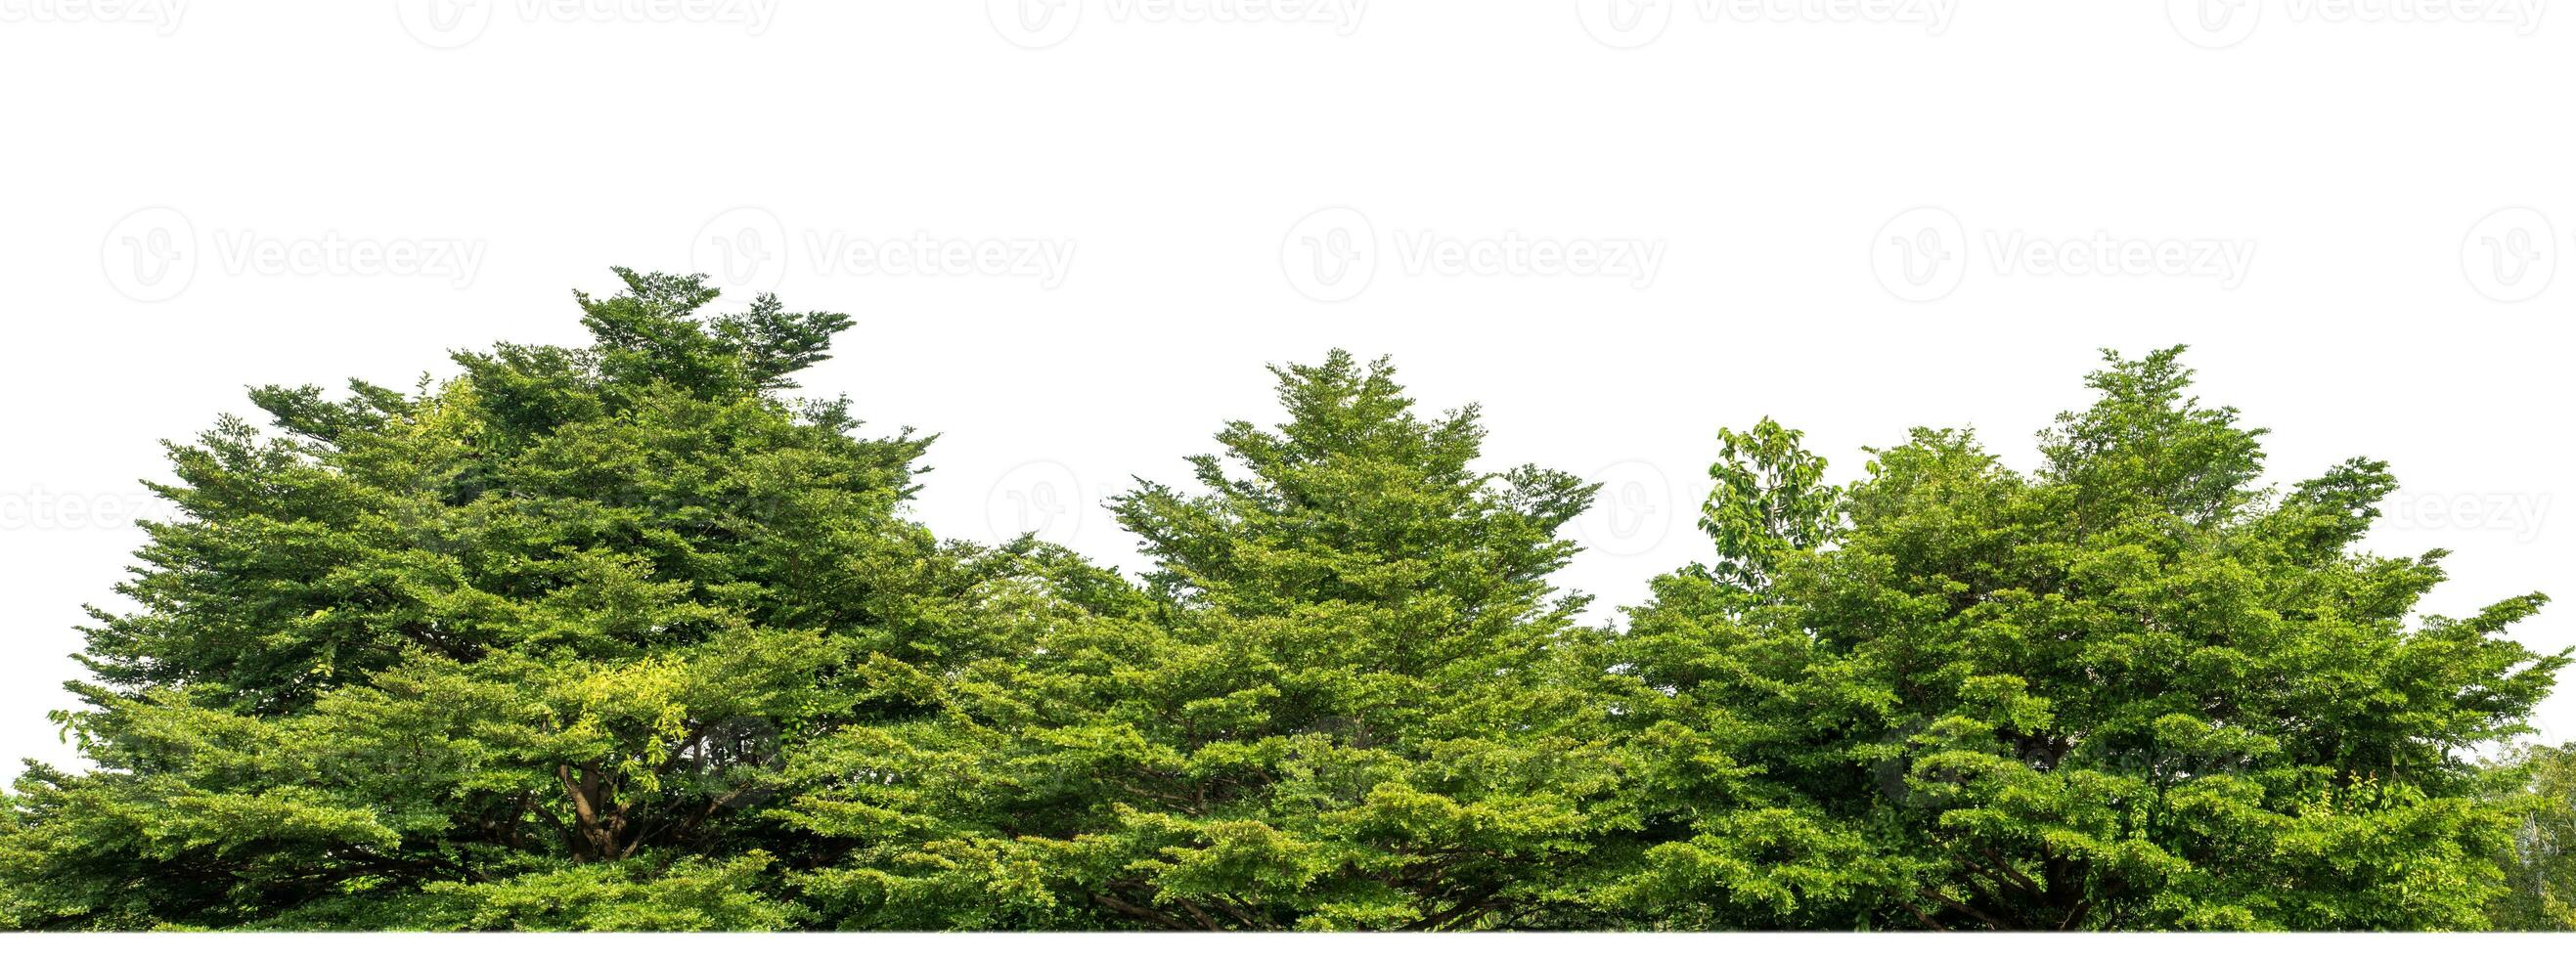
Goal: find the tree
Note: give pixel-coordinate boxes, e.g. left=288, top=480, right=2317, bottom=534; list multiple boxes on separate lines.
left=1618, top=347, right=2567, bottom=930
left=784, top=351, right=1632, bottom=929
left=1589, top=417, right=1908, bottom=929
left=8, top=315, right=2567, bottom=932
left=0, top=270, right=1037, bottom=930
left=2488, top=742, right=2576, bottom=929
left=1695, top=417, right=1840, bottom=597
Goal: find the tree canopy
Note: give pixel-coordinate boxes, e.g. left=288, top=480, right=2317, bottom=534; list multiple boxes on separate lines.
left=1612, top=349, right=2563, bottom=929
left=2, top=274, right=2567, bottom=931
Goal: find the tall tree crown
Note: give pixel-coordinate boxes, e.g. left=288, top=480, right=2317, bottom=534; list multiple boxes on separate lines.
left=1112, top=349, right=1594, bottom=675
left=1621, top=346, right=2568, bottom=930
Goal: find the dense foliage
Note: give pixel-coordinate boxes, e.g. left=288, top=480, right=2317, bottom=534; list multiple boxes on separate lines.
left=2488, top=743, right=2576, bottom=929
left=2, top=272, right=2567, bottom=931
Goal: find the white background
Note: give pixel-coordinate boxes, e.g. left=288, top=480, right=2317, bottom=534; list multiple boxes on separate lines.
left=1, top=1, right=2570, bottom=783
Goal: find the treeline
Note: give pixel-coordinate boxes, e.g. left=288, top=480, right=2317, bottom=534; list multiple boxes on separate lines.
left=2, top=270, right=2570, bottom=931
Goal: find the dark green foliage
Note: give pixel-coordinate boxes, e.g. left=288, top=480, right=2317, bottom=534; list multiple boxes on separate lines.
left=2, top=282, right=2564, bottom=931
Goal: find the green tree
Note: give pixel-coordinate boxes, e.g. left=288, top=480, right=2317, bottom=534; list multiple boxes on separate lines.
left=2488, top=742, right=2576, bottom=929
left=1695, top=417, right=1840, bottom=597
left=0, top=270, right=1041, bottom=930
left=1588, top=418, right=1907, bottom=929
left=785, top=352, right=1632, bottom=929
left=1618, top=347, right=2567, bottom=930
left=8, top=320, right=2567, bottom=932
